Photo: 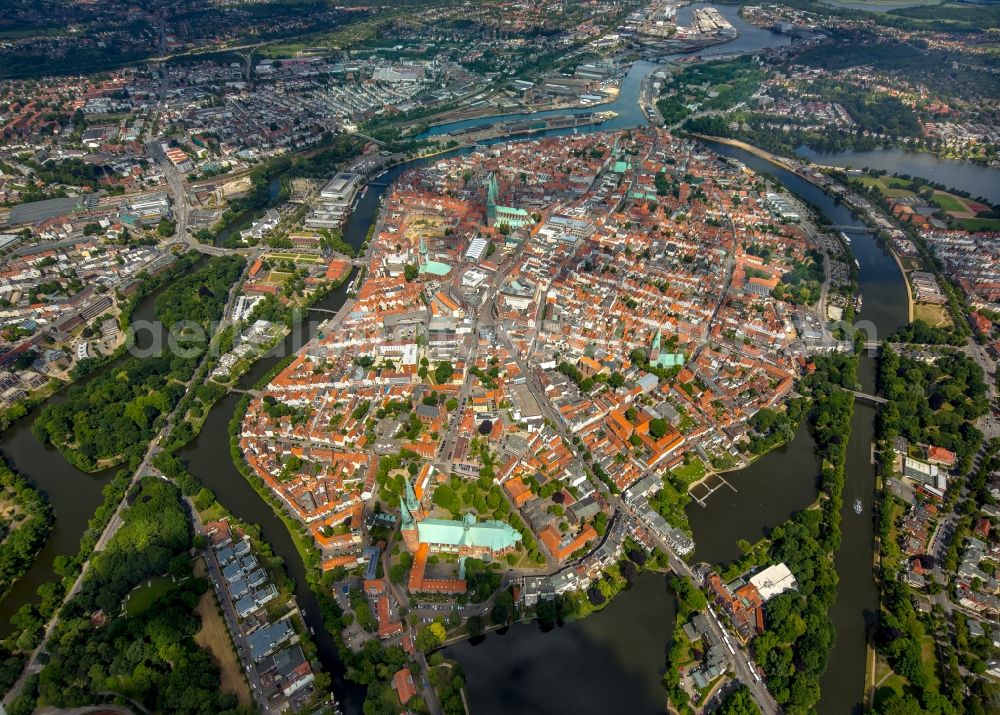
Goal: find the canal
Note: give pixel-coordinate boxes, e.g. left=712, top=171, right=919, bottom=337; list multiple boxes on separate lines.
left=0, top=4, right=940, bottom=712
left=177, top=274, right=368, bottom=714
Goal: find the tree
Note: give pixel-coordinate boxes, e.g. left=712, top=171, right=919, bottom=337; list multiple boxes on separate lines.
left=434, top=362, right=453, bottom=384
left=416, top=622, right=447, bottom=652
left=490, top=590, right=514, bottom=625
left=403, top=264, right=419, bottom=281
left=467, top=615, right=485, bottom=637
left=156, top=219, right=177, bottom=237
left=718, top=683, right=762, bottom=715
left=648, top=418, right=669, bottom=439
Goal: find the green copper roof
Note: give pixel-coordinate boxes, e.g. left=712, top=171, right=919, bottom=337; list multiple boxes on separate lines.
left=419, top=260, right=451, bottom=276
left=652, top=352, right=685, bottom=368
left=417, top=515, right=521, bottom=553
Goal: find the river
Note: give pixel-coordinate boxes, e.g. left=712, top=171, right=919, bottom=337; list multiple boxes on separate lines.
left=446, top=137, right=908, bottom=715
left=796, top=146, right=1000, bottom=204
left=175, top=272, right=370, bottom=713
left=213, top=176, right=284, bottom=247
left=417, top=3, right=792, bottom=141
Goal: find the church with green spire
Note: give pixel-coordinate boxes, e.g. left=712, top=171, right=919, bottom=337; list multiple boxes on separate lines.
left=486, top=173, right=531, bottom=230
left=649, top=327, right=685, bottom=369
left=400, top=474, right=521, bottom=556
left=417, top=233, right=451, bottom=276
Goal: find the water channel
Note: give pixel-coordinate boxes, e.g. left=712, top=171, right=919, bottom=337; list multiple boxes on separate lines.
left=419, top=3, right=792, bottom=142
left=0, top=4, right=969, bottom=712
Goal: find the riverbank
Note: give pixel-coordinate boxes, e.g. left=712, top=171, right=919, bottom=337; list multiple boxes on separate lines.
left=0, top=456, right=53, bottom=605
left=687, top=133, right=801, bottom=171
left=888, top=246, right=915, bottom=323
left=0, top=251, right=204, bottom=436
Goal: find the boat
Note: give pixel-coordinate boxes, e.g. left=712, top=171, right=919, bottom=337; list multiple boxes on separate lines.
left=854, top=258, right=860, bottom=269
left=360, top=186, right=368, bottom=199
left=840, top=231, right=851, bottom=245
left=854, top=498, right=863, bottom=515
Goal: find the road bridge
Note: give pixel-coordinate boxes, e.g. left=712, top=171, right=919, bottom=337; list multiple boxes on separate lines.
left=829, top=225, right=877, bottom=233
left=843, top=388, right=888, bottom=405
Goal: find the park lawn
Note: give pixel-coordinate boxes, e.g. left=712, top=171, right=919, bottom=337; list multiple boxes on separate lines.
left=913, top=302, right=952, bottom=328
left=193, top=558, right=252, bottom=707
left=269, top=252, right=325, bottom=264
left=958, top=217, right=1000, bottom=231
left=125, top=575, right=176, bottom=617
left=199, top=501, right=227, bottom=523
left=879, top=176, right=914, bottom=189
left=856, top=176, right=914, bottom=197
left=920, top=634, right=940, bottom=691
left=930, top=192, right=968, bottom=213
left=883, top=500, right=906, bottom=571
left=671, top=457, right=707, bottom=485
left=874, top=655, right=894, bottom=686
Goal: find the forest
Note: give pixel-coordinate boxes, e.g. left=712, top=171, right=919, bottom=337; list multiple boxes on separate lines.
left=750, top=353, right=856, bottom=713
left=878, top=346, right=988, bottom=475
left=32, top=353, right=191, bottom=470
left=155, top=255, right=244, bottom=331
left=0, top=457, right=52, bottom=600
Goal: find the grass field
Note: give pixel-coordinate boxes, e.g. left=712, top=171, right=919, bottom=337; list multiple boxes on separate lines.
left=671, top=457, right=707, bottom=485
left=920, top=635, right=940, bottom=691
left=883, top=500, right=906, bottom=572
left=268, top=252, right=326, bottom=264
left=856, top=175, right=916, bottom=197
left=958, top=217, right=1000, bottom=232
left=125, top=575, right=176, bottom=616
left=914, top=302, right=951, bottom=328
left=193, top=558, right=252, bottom=707
left=930, top=192, right=968, bottom=213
